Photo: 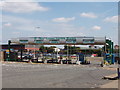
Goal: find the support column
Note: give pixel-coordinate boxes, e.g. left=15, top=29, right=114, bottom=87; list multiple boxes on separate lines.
left=110, top=40, right=113, bottom=54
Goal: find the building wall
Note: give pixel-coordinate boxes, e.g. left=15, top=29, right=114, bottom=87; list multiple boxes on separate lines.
left=0, top=51, right=4, bottom=61
left=1, top=44, right=25, bottom=50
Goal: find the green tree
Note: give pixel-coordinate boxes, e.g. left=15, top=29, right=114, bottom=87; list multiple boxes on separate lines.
left=39, top=46, right=56, bottom=53
left=63, top=45, right=80, bottom=54
left=39, top=46, right=47, bottom=53
left=47, top=46, right=56, bottom=53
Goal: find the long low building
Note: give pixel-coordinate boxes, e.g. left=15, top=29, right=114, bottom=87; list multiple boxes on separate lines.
left=1, top=44, right=25, bottom=51
left=0, top=44, right=40, bottom=51
left=10, top=37, right=106, bottom=45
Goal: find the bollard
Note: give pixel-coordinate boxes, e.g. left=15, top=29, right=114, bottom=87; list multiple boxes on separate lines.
left=44, top=60, right=46, bottom=64
left=60, top=60, right=63, bottom=64
left=117, top=68, right=120, bottom=79
left=76, top=60, right=80, bottom=65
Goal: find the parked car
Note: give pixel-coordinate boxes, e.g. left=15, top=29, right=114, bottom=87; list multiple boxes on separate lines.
left=17, top=54, right=31, bottom=61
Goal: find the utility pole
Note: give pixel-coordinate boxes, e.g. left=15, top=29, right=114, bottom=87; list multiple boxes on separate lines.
left=67, top=45, right=69, bottom=64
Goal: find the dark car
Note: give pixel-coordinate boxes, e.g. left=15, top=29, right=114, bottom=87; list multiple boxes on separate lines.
left=17, top=54, right=31, bottom=61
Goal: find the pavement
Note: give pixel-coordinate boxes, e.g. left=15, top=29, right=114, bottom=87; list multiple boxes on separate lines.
left=100, top=80, right=118, bottom=88
left=2, top=61, right=118, bottom=88
left=101, top=70, right=119, bottom=89
left=103, top=73, right=118, bottom=79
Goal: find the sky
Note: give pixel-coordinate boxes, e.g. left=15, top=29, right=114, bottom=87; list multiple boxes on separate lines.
left=0, top=1, right=118, bottom=45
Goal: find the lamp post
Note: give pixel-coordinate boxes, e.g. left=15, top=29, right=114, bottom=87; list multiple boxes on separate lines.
left=54, top=48, right=60, bottom=62
left=33, top=45, right=36, bottom=59
left=33, top=26, right=40, bottom=59
left=67, top=45, right=69, bottom=64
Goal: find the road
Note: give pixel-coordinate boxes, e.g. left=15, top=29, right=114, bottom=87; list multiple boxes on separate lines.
left=2, top=61, right=117, bottom=88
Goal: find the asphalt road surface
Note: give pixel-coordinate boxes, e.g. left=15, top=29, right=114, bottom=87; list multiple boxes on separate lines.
left=2, top=62, right=117, bottom=88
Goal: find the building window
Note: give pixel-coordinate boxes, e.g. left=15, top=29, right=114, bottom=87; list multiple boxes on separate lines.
left=83, top=39, right=94, bottom=43
left=66, top=39, right=76, bottom=43
left=20, top=40, right=28, bottom=43
left=35, top=40, right=43, bottom=43
left=50, top=40, right=59, bottom=43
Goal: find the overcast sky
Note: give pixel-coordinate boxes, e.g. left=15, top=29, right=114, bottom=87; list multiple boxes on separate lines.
left=1, top=1, right=118, bottom=45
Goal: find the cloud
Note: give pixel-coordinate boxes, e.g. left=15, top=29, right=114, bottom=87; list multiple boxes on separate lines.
left=92, top=25, right=101, bottom=30
left=52, top=17, right=75, bottom=23
left=104, top=16, right=118, bottom=23
left=2, top=15, right=38, bottom=31
left=80, top=12, right=97, bottom=18
left=2, top=2, right=49, bottom=13
left=12, top=32, right=20, bottom=34
left=48, top=23, right=86, bottom=37
left=3, top=22, right=12, bottom=27
left=2, top=0, right=119, bottom=2
left=2, top=0, right=35, bottom=2
left=2, top=15, right=85, bottom=43
left=2, top=15, right=46, bottom=42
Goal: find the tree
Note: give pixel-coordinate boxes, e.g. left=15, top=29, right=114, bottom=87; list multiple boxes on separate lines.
left=63, top=45, right=80, bottom=54
left=39, top=46, right=56, bottom=53
left=47, top=46, right=56, bottom=53
left=39, top=46, right=47, bottom=53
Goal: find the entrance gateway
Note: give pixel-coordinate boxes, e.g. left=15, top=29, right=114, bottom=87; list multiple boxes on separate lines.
left=11, top=37, right=106, bottom=45
left=7, top=36, right=114, bottom=64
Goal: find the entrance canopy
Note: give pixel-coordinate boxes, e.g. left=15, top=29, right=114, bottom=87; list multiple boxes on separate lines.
left=10, top=37, right=106, bottom=45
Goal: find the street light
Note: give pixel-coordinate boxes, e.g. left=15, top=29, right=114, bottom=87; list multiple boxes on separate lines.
left=54, top=48, right=60, bottom=62
left=33, top=26, right=40, bottom=60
